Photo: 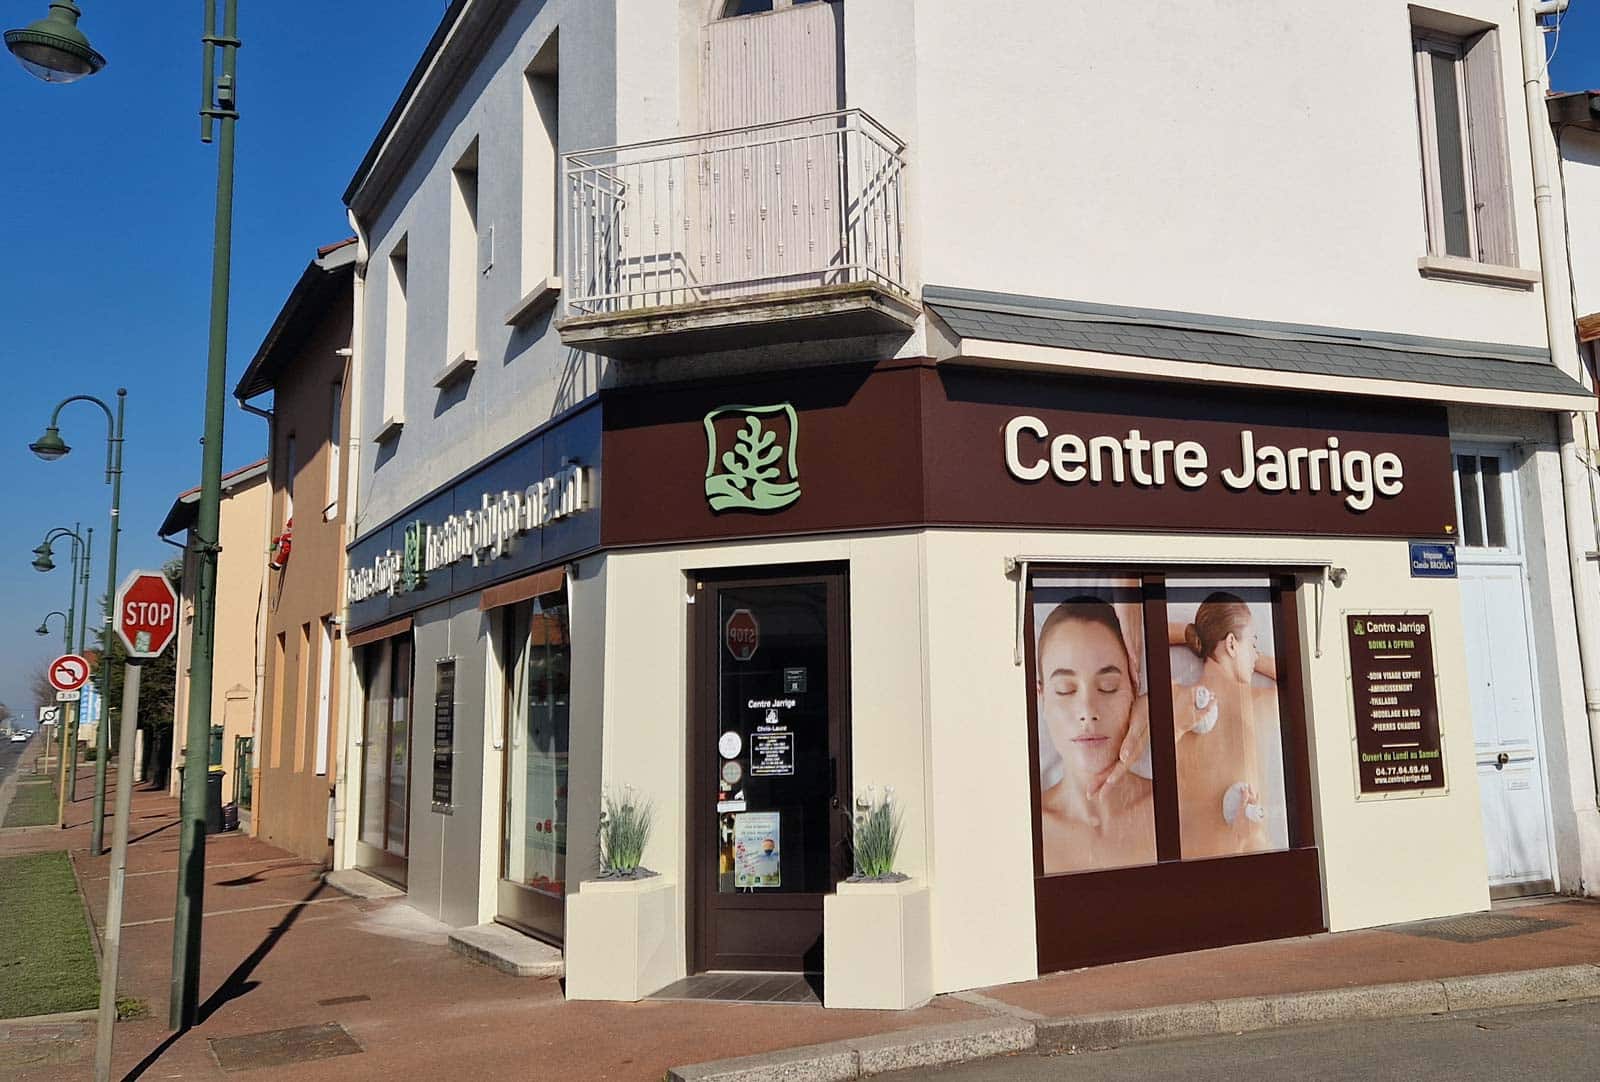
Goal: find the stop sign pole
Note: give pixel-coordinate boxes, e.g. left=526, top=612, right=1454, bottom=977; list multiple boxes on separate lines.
left=95, top=570, right=179, bottom=1082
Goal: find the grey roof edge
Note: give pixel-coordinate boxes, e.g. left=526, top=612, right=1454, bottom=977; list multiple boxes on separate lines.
left=922, top=285, right=1552, bottom=365
left=158, top=459, right=271, bottom=539
left=234, top=242, right=357, bottom=402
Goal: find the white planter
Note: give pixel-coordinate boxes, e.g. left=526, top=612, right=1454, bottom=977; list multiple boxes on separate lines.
left=823, top=878, right=932, bottom=1010
left=564, top=875, right=680, bottom=1001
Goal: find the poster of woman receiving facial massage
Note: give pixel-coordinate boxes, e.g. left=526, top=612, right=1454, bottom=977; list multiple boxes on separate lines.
left=1033, top=575, right=1288, bottom=875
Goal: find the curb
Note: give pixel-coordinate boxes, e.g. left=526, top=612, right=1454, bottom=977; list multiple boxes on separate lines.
left=667, top=964, right=1600, bottom=1081
left=666, top=1019, right=1036, bottom=1082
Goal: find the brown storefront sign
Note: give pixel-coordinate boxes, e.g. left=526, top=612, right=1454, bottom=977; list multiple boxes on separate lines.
left=1346, top=612, right=1446, bottom=795
left=601, top=361, right=1458, bottom=547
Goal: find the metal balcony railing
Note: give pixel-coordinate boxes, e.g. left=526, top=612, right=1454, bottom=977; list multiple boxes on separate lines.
left=564, top=109, right=908, bottom=318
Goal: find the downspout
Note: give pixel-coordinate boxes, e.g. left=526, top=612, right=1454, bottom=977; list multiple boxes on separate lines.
left=331, top=207, right=369, bottom=872
left=1516, top=0, right=1600, bottom=813
left=237, top=396, right=274, bottom=832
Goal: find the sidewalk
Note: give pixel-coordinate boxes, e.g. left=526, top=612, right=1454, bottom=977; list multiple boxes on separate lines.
left=4, top=774, right=1599, bottom=1080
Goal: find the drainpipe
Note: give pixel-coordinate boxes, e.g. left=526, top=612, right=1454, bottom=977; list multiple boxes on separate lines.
left=1516, top=0, right=1600, bottom=814
left=330, top=207, right=369, bottom=873
left=237, top=396, right=273, bottom=833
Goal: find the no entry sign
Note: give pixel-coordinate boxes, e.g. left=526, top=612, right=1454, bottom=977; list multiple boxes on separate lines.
left=49, top=654, right=91, bottom=692
left=725, top=608, right=760, bottom=662
left=114, top=570, right=179, bottom=659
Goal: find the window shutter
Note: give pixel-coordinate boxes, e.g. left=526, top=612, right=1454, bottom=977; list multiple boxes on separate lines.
left=1462, top=31, right=1517, bottom=266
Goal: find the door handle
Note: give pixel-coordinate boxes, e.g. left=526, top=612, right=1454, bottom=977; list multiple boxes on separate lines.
left=1495, top=752, right=1510, bottom=770
left=830, top=756, right=840, bottom=808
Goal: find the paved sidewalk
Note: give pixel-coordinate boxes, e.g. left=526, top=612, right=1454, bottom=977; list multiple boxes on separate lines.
left=4, top=774, right=1600, bottom=1081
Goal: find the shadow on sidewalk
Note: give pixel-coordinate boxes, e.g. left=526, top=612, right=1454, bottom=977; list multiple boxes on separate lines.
left=126, top=820, right=178, bottom=847
left=119, top=880, right=328, bottom=1082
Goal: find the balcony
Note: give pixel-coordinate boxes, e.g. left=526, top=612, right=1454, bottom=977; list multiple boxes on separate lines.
left=560, top=110, right=916, bottom=359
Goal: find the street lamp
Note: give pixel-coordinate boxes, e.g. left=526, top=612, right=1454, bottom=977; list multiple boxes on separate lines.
left=11, top=0, right=240, bottom=1039
left=33, top=524, right=91, bottom=826
left=3, top=0, right=105, bottom=84
left=37, top=611, right=68, bottom=644
left=30, top=392, right=123, bottom=861
left=34, top=525, right=93, bottom=651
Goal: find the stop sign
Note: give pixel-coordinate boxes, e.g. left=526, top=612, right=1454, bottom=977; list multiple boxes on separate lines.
left=114, top=570, right=180, bottom=659
left=725, top=608, right=760, bottom=662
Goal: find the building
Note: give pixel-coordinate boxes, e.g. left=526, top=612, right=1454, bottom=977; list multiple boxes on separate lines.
left=160, top=459, right=270, bottom=812
left=331, top=0, right=1600, bottom=1004
left=233, top=239, right=357, bottom=863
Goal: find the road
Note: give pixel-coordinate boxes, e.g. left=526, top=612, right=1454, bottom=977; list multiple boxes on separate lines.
left=0, top=733, right=26, bottom=786
left=902, top=1000, right=1600, bottom=1081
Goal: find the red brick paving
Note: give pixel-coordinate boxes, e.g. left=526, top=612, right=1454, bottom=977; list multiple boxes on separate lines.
left=5, top=768, right=1600, bottom=1079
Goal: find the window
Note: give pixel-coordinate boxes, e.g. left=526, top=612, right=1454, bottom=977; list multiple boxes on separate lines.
left=296, top=622, right=312, bottom=771
left=283, top=432, right=296, bottom=524
left=502, top=595, right=571, bottom=901
left=1454, top=451, right=1512, bottom=550
left=523, top=36, right=559, bottom=294
left=448, top=142, right=480, bottom=366
left=271, top=632, right=287, bottom=769
left=1412, top=26, right=1516, bottom=266
left=722, top=0, right=823, bottom=15
left=380, top=238, right=408, bottom=432
left=314, top=617, right=334, bottom=776
left=359, top=635, right=412, bottom=859
left=324, top=378, right=342, bottom=521
left=1028, top=570, right=1308, bottom=875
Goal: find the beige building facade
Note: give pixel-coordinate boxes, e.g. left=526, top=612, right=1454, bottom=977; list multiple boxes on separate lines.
left=161, top=460, right=270, bottom=809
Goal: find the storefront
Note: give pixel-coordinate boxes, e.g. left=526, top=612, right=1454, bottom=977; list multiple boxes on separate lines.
left=341, top=401, right=601, bottom=938
left=341, top=353, right=1582, bottom=998
left=592, top=357, right=1493, bottom=996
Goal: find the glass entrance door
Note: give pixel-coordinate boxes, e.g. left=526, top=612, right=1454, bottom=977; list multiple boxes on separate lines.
left=691, top=566, right=850, bottom=974
left=356, top=635, right=412, bottom=887
left=498, top=595, right=571, bottom=941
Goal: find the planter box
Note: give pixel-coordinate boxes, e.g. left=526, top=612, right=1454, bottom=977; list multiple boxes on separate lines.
left=564, top=875, right=679, bottom=1001
left=823, top=879, right=932, bottom=1010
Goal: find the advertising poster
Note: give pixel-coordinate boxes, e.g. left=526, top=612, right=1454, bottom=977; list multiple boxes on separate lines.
left=733, top=811, right=782, bottom=888
left=1346, top=613, right=1445, bottom=794
left=1032, top=577, right=1156, bottom=874
left=1166, top=578, right=1289, bottom=858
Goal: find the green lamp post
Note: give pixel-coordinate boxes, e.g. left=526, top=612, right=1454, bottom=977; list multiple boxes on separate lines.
left=31, top=393, right=124, bottom=859
left=9, top=0, right=242, bottom=1033
left=34, top=524, right=92, bottom=798
left=3, top=0, right=104, bottom=83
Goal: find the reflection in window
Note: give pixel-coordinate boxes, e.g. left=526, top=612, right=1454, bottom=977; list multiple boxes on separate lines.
left=505, top=598, right=571, bottom=898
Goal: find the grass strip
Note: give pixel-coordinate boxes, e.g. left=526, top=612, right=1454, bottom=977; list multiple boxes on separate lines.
left=0, top=852, right=99, bottom=1019
left=3, top=779, right=59, bottom=828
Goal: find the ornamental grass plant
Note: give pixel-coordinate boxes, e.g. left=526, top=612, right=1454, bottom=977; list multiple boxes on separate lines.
left=850, top=785, right=907, bottom=882
left=598, top=787, right=655, bottom=878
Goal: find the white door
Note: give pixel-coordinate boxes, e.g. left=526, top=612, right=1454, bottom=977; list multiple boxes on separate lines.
left=1454, top=447, right=1555, bottom=897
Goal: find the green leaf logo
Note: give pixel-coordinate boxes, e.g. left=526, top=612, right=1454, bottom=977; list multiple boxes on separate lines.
left=1353, top=620, right=1366, bottom=636
left=704, top=404, right=801, bottom=513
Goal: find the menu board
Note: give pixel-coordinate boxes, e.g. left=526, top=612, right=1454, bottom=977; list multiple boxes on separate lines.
left=433, top=659, right=456, bottom=809
left=1346, top=613, right=1445, bottom=795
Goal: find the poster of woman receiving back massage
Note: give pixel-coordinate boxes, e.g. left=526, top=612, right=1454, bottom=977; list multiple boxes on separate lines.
left=1033, top=575, right=1289, bottom=875
left=1166, top=577, right=1289, bottom=859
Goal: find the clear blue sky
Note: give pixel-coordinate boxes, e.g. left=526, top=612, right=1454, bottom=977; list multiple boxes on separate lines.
left=0, top=4, right=1596, bottom=718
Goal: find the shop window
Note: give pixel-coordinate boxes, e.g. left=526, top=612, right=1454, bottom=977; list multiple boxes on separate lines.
left=503, top=596, right=571, bottom=901
left=1029, top=570, right=1308, bottom=874
left=359, top=636, right=412, bottom=859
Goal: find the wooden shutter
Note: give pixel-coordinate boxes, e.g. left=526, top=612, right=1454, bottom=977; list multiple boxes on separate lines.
left=1462, top=30, right=1517, bottom=266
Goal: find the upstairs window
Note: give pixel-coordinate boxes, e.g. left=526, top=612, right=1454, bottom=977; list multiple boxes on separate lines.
left=1412, top=26, right=1516, bottom=267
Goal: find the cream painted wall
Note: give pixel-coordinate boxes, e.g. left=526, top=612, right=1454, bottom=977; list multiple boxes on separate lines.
left=921, top=529, right=1488, bottom=990
left=902, top=0, right=1549, bottom=346
left=597, top=525, right=1489, bottom=996
left=1561, top=128, right=1600, bottom=322
left=598, top=533, right=931, bottom=985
